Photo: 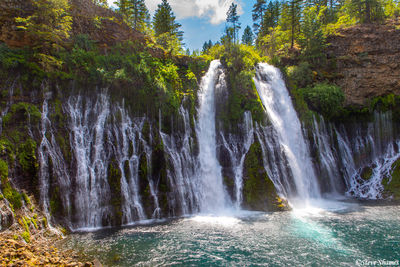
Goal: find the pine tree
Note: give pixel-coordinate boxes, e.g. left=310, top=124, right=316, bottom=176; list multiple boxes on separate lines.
left=152, top=0, right=183, bottom=52
left=226, top=3, right=241, bottom=43
left=202, top=40, right=213, bottom=53
left=242, top=26, right=254, bottom=45
left=117, top=0, right=150, bottom=32
left=259, top=1, right=281, bottom=36
left=252, top=0, right=267, bottom=34
left=279, top=0, right=303, bottom=48
left=348, top=0, right=384, bottom=23
left=299, top=6, right=327, bottom=65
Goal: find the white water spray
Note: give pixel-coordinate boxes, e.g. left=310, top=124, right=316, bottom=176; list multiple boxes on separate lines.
left=196, top=60, right=230, bottom=212
left=254, top=63, right=320, bottom=202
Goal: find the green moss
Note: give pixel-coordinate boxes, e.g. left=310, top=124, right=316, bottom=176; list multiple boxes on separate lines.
left=50, top=187, right=62, bottom=215
left=139, top=155, right=148, bottom=180
left=243, top=141, right=283, bottom=211
left=42, top=217, right=48, bottom=228
left=0, top=159, right=8, bottom=179
left=22, top=192, right=31, bottom=206
left=2, top=102, right=41, bottom=126
left=107, top=158, right=122, bottom=225
left=21, top=231, right=30, bottom=243
left=360, top=167, right=373, bottom=181
left=1, top=160, right=22, bottom=210
left=383, top=159, right=400, bottom=200
left=17, top=138, right=38, bottom=177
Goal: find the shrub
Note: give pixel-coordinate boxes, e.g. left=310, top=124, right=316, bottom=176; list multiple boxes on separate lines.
left=301, top=82, right=345, bottom=119
left=286, top=62, right=314, bottom=89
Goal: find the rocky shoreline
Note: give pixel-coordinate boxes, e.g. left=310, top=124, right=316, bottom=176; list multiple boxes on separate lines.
left=0, top=232, right=100, bottom=266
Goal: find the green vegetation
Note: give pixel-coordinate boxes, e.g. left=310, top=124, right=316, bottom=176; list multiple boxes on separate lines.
left=243, top=141, right=283, bottom=211
left=301, top=83, right=345, bottom=119
left=15, top=0, right=72, bottom=71
left=0, top=159, right=22, bottom=210
left=108, top=159, right=123, bottom=225
left=383, top=159, right=400, bottom=199
left=152, top=0, right=183, bottom=53
left=117, top=0, right=150, bottom=33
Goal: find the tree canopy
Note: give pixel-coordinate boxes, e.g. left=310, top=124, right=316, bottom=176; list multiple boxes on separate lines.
left=152, top=0, right=183, bottom=53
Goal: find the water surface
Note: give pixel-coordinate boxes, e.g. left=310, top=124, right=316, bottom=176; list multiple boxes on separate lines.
left=64, top=202, right=400, bottom=266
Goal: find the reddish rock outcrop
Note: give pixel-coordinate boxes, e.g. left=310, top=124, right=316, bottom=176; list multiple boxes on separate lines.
left=328, top=19, right=400, bottom=106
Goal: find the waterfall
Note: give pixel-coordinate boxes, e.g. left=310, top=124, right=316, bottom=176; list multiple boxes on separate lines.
left=160, top=106, right=198, bottom=215
left=220, top=111, right=254, bottom=208
left=254, top=63, right=320, bottom=202
left=254, top=123, right=294, bottom=197
left=66, top=94, right=114, bottom=229
left=195, top=60, right=230, bottom=212
left=334, top=112, right=400, bottom=199
left=311, top=115, right=343, bottom=195
left=38, top=93, right=72, bottom=226
left=112, top=107, right=146, bottom=223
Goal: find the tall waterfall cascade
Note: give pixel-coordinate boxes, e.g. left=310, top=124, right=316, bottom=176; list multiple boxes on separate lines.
left=195, top=60, right=231, bottom=212
left=254, top=63, right=321, bottom=202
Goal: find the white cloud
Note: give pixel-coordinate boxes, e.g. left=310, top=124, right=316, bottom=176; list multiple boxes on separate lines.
left=109, top=0, right=243, bottom=25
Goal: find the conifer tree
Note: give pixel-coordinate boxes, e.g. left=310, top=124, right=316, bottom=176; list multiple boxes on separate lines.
left=259, top=0, right=281, bottom=36
left=252, top=0, right=267, bottom=34
left=152, top=0, right=183, bottom=52
left=242, top=26, right=255, bottom=45
left=279, top=0, right=303, bottom=48
left=226, top=3, right=241, bottom=43
left=117, top=0, right=150, bottom=32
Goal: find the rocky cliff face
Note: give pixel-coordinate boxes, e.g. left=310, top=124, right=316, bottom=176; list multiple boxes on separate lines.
left=328, top=19, right=400, bottom=106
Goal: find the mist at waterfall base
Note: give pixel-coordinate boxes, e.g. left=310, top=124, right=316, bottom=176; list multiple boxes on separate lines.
left=64, top=205, right=400, bottom=266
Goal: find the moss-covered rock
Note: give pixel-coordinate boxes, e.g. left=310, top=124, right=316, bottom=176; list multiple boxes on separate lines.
left=0, top=159, right=22, bottom=210
left=360, top=167, right=373, bottom=181
left=107, top=158, right=122, bottom=225
left=383, top=159, right=400, bottom=200
left=2, top=102, right=41, bottom=127
left=242, top=140, right=286, bottom=211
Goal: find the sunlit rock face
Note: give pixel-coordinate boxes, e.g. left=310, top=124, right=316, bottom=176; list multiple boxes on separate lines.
left=328, top=21, right=400, bottom=106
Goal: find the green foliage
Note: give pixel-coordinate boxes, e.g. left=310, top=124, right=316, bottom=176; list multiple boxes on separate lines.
left=258, top=0, right=281, bottom=38
left=217, top=44, right=265, bottom=127
left=2, top=102, right=41, bottom=127
left=15, top=0, right=72, bottom=71
left=202, top=40, right=213, bottom=54
left=286, top=62, right=314, bottom=88
left=301, top=83, right=345, bottom=119
left=280, top=0, right=303, bottom=48
left=299, top=6, right=327, bottom=66
left=258, top=25, right=292, bottom=57
left=17, top=139, right=38, bottom=176
left=117, top=0, right=150, bottom=32
left=347, top=0, right=385, bottom=23
left=0, top=159, right=8, bottom=180
left=0, top=160, right=22, bottom=210
left=252, top=0, right=267, bottom=34
left=152, top=0, right=183, bottom=52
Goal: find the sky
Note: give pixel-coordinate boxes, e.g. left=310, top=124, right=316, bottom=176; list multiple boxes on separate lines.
left=107, top=0, right=254, bottom=51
